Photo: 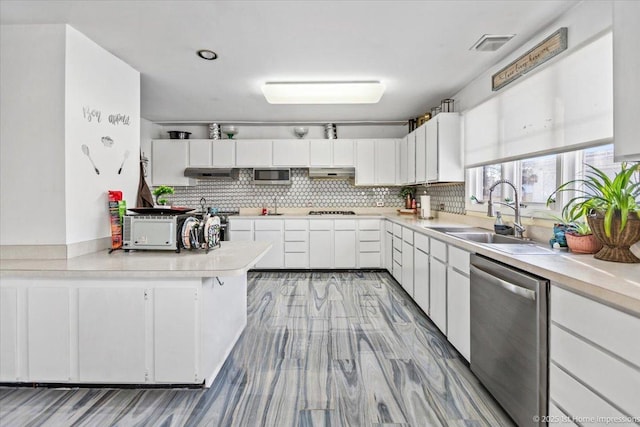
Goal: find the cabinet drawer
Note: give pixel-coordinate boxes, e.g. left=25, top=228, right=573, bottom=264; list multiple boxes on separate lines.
left=359, top=219, right=381, bottom=230
left=393, top=236, right=402, bottom=251
left=284, top=230, right=307, bottom=242
left=229, top=219, right=252, bottom=231
left=284, top=241, right=307, bottom=253
left=551, top=286, right=640, bottom=367
left=448, top=246, right=470, bottom=275
left=334, top=219, right=356, bottom=230
left=393, top=248, right=402, bottom=264
left=431, top=239, right=447, bottom=262
left=393, top=223, right=402, bottom=237
left=359, top=252, right=381, bottom=268
left=285, top=253, right=308, bottom=268
left=393, top=261, right=402, bottom=282
left=385, top=221, right=393, bottom=233
left=402, top=227, right=413, bottom=244
left=359, top=230, right=380, bottom=242
left=414, top=233, right=429, bottom=253
left=285, top=220, right=308, bottom=231
left=254, top=220, right=283, bottom=231
left=550, top=363, right=627, bottom=423
left=359, top=241, right=380, bottom=252
left=309, top=220, right=332, bottom=230
left=550, top=324, right=640, bottom=416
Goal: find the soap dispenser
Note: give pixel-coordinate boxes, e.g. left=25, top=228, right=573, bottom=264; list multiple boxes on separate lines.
left=495, top=211, right=504, bottom=226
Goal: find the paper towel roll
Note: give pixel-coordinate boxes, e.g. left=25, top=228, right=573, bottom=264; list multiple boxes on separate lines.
left=420, top=195, right=431, bottom=219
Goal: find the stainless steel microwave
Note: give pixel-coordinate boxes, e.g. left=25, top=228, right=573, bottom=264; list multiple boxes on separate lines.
left=252, top=168, right=291, bottom=185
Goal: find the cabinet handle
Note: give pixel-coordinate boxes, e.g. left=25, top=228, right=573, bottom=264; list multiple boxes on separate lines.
left=470, top=264, right=536, bottom=301
left=216, top=277, right=224, bottom=286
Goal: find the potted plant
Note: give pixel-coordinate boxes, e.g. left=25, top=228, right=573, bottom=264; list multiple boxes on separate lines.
left=564, top=218, right=603, bottom=254
left=152, top=185, right=175, bottom=207
left=547, top=162, right=640, bottom=263
left=399, top=187, right=415, bottom=209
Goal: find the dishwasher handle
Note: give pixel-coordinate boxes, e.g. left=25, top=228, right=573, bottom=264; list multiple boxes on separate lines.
left=471, top=264, right=536, bottom=301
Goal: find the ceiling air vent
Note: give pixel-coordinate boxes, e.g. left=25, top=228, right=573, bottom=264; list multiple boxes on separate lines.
left=470, top=34, right=515, bottom=52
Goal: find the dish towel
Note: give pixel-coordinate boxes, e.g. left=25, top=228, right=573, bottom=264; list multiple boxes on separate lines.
left=136, top=151, right=154, bottom=207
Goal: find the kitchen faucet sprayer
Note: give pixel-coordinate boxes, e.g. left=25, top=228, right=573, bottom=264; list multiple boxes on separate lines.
left=487, top=179, right=526, bottom=238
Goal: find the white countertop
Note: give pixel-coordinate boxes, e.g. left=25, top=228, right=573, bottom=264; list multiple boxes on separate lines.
left=0, top=241, right=272, bottom=279
left=382, top=214, right=640, bottom=316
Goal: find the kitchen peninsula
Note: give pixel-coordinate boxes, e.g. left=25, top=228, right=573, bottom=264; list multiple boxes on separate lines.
left=0, top=241, right=271, bottom=387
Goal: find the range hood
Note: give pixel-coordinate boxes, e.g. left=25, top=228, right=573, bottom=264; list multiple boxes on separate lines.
left=183, top=167, right=239, bottom=180
left=308, top=167, right=355, bottom=179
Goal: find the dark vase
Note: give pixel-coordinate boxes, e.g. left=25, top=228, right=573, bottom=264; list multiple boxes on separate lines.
left=405, top=194, right=412, bottom=209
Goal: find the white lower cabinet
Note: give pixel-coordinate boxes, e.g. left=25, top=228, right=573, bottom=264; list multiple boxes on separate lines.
left=549, top=285, right=640, bottom=422
left=384, top=224, right=393, bottom=272
left=359, top=219, right=382, bottom=268
left=228, top=219, right=253, bottom=242
left=334, top=229, right=357, bottom=268
left=447, top=266, right=470, bottom=361
left=413, top=245, right=429, bottom=315
left=0, top=287, right=17, bottom=381
left=284, top=220, right=309, bottom=268
left=309, top=220, right=333, bottom=268
left=78, top=286, right=147, bottom=383
left=154, top=287, right=198, bottom=383
left=254, top=220, right=284, bottom=268
left=402, top=240, right=414, bottom=297
left=429, top=257, right=447, bottom=334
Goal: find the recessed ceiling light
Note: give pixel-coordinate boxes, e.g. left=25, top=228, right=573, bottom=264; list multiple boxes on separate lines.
left=470, top=34, right=516, bottom=52
left=197, top=49, right=218, bottom=60
left=261, top=81, right=385, bottom=104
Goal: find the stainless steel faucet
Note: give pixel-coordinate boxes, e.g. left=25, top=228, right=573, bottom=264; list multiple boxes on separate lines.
left=487, top=179, right=526, bottom=238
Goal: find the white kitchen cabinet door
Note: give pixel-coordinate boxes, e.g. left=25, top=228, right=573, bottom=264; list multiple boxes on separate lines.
left=309, top=230, right=332, bottom=268
left=309, top=139, right=332, bottom=166
left=402, top=240, right=414, bottom=297
left=407, top=131, right=416, bottom=184
left=27, top=287, right=70, bottom=381
left=334, top=230, right=357, bottom=268
left=384, top=230, right=393, bottom=273
left=78, top=287, right=146, bottom=383
left=235, top=140, right=272, bottom=167
left=447, top=267, right=470, bottom=361
left=0, top=287, right=17, bottom=381
left=398, top=136, right=408, bottom=185
left=211, top=141, right=236, bottom=167
left=426, top=119, right=438, bottom=182
left=614, top=1, right=640, bottom=161
left=375, top=139, right=397, bottom=185
left=254, top=224, right=284, bottom=268
left=152, top=140, right=195, bottom=186
left=273, top=140, right=309, bottom=166
left=154, top=287, right=198, bottom=383
left=333, top=139, right=355, bottom=166
left=415, top=124, right=427, bottom=183
left=429, top=257, right=447, bottom=334
left=355, top=139, right=375, bottom=185
left=414, top=247, right=429, bottom=315
left=189, top=140, right=212, bottom=166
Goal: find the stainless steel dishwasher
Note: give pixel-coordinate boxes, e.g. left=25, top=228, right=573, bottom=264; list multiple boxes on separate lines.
left=470, top=254, right=549, bottom=427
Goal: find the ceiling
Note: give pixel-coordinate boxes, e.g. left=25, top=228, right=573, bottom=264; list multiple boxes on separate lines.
left=0, top=0, right=578, bottom=123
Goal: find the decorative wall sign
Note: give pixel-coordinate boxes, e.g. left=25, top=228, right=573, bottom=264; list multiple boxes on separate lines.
left=82, top=106, right=102, bottom=123
left=492, top=27, right=568, bottom=91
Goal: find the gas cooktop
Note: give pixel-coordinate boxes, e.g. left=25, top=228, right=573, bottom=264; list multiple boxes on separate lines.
left=308, top=210, right=356, bottom=215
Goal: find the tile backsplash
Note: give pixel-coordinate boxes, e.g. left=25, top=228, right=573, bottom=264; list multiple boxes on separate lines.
left=167, top=169, right=403, bottom=210
left=419, top=183, right=466, bottom=215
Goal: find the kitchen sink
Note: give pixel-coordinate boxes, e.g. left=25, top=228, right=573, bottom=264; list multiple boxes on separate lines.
left=424, top=226, right=489, bottom=233
left=446, top=231, right=555, bottom=255
left=447, top=232, right=526, bottom=244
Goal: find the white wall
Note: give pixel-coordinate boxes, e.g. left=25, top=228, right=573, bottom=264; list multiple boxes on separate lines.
left=453, top=1, right=613, bottom=112
left=64, top=26, right=140, bottom=244
left=0, top=25, right=67, bottom=245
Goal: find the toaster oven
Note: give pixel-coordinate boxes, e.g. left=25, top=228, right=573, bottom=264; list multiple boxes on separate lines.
left=123, top=215, right=178, bottom=251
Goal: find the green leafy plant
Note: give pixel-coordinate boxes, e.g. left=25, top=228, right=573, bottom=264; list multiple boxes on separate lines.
left=547, top=162, right=640, bottom=237
left=399, top=186, right=415, bottom=199
left=152, top=185, right=175, bottom=206
left=567, top=219, right=592, bottom=236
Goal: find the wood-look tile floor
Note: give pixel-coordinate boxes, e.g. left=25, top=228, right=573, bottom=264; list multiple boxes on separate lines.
left=0, top=271, right=514, bottom=427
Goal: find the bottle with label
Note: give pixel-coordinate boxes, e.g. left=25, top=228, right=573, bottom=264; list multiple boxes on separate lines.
left=495, top=211, right=504, bottom=225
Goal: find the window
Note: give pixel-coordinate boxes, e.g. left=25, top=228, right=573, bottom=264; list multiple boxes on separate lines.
left=466, top=144, right=621, bottom=218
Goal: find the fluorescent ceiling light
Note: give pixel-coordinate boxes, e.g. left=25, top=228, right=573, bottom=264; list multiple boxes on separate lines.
left=262, top=81, right=385, bottom=104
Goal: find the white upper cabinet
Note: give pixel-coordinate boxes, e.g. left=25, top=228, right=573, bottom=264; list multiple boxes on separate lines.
left=426, top=113, right=463, bottom=182
left=407, top=131, right=416, bottom=184
left=309, top=139, right=355, bottom=167
left=152, top=140, right=196, bottom=186
left=273, top=140, right=309, bottom=166
left=235, top=140, right=272, bottom=167
left=415, top=124, right=427, bottom=183
left=211, top=141, right=236, bottom=167
left=375, top=139, right=397, bottom=185
left=188, top=140, right=212, bottom=166
left=355, top=139, right=376, bottom=185
left=613, top=2, right=640, bottom=161
left=398, top=136, right=408, bottom=185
